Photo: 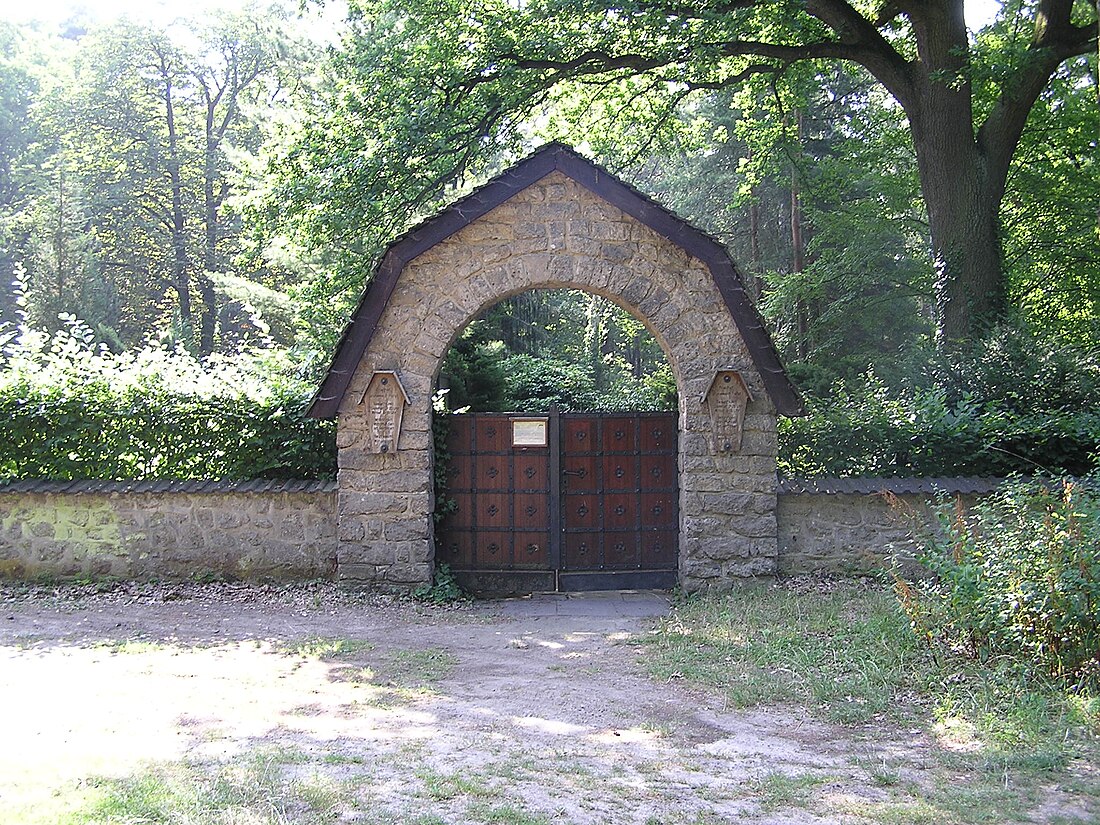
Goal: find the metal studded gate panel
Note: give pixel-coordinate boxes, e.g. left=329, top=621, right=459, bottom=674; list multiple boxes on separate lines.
left=437, top=410, right=678, bottom=594
left=558, top=413, right=678, bottom=591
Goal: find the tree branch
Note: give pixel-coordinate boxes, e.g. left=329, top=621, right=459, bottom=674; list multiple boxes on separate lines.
left=978, top=0, right=1097, bottom=199
left=460, top=1, right=915, bottom=110
left=804, top=0, right=915, bottom=107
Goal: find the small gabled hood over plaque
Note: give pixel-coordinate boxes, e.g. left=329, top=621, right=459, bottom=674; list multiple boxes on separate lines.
left=360, top=371, right=410, bottom=454
left=703, top=370, right=754, bottom=453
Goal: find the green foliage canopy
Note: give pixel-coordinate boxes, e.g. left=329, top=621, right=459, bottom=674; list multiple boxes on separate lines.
left=271, top=0, right=1097, bottom=344
left=439, top=289, right=677, bottom=413
left=780, top=327, right=1100, bottom=478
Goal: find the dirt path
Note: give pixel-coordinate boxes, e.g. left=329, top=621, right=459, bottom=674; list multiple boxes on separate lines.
left=1, top=583, right=901, bottom=824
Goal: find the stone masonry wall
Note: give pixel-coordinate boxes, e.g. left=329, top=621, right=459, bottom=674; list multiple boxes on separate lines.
left=0, top=482, right=337, bottom=581
left=337, top=171, right=779, bottom=592
left=0, top=480, right=1000, bottom=583
left=776, top=483, right=995, bottom=575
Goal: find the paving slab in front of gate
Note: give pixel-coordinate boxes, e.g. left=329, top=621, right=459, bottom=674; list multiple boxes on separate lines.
left=489, top=589, right=672, bottom=619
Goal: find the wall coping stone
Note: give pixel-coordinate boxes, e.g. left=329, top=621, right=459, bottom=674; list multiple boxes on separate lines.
left=778, top=477, right=1005, bottom=496
left=0, top=476, right=1010, bottom=497
left=0, top=479, right=337, bottom=496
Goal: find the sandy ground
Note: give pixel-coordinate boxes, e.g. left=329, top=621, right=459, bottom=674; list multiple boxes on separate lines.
left=0, top=583, right=1010, bottom=823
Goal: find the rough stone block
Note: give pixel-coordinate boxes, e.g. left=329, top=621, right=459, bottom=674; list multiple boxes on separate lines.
left=339, top=543, right=395, bottom=566
left=340, top=492, right=410, bottom=517
left=700, top=492, right=754, bottom=514
left=338, top=563, right=383, bottom=583
left=385, top=562, right=432, bottom=585
left=727, top=514, right=778, bottom=539
left=384, top=517, right=429, bottom=542
left=30, top=521, right=55, bottom=539
left=337, top=519, right=365, bottom=543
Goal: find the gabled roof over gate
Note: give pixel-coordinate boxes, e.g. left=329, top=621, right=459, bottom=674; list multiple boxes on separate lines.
left=308, top=142, right=803, bottom=418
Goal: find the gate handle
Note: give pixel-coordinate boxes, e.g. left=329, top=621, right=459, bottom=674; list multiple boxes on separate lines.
left=562, top=469, right=585, bottom=477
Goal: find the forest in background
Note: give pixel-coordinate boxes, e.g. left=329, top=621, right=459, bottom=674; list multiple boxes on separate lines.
left=0, top=0, right=1098, bottom=480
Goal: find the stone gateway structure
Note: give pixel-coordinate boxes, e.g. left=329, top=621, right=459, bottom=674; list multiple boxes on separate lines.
left=308, top=143, right=803, bottom=592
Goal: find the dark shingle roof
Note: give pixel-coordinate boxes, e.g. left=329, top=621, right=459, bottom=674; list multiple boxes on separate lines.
left=778, top=477, right=1005, bottom=496
left=0, top=479, right=337, bottom=495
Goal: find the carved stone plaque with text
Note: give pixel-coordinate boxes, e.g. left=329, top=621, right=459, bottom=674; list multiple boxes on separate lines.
left=359, top=371, right=410, bottom=453
left=702, top=370, right=753, bottom=453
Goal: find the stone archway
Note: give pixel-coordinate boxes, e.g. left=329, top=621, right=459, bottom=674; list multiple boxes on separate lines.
left=308, top=143, right=802, bottom=593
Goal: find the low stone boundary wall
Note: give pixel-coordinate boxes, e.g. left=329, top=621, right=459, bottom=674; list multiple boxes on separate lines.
left=0, top=477, right=1002, bottom=583
left=0, top=480, right=337, bottom=581
left=776, top=477, right=1001, bottom=575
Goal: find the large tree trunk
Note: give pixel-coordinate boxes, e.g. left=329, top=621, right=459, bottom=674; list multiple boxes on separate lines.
left=162, top=67, right=193, bottom=346
left=908, top=62, right=1005, bottom=341
left=912, top=128, right=1006, bottom=344
left=199, top=142, right=218, bottom=357
left=905, top=0, right=1008, bottom=346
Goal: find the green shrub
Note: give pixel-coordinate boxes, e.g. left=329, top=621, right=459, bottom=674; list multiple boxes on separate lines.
left=0, top=316, right=335, bottom=480
left=413, top=563, right=466, bottom=603
left=780, top=327, right=1100, bottom=478
left=895, top=477, right=1100, bottom=690
left=494, top=353, right=675, bottom=412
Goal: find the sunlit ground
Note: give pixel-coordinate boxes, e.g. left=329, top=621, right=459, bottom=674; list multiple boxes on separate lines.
left=2, top=581, right=1096, bottom=824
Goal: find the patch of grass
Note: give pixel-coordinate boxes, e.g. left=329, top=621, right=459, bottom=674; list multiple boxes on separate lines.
left=828, top=797, right=943, bottom=825
left=866, top=754, right=902, bottom=787
left=283, top=636, right=374, bottom=659
left=417, top=766, right=497, bottom=801
left=751, top=770, right=821, bottom=811
left=640, top=721, right=671, bottom=737
left=67, top=752, right=353, bottom=825
left=384, top=647, right=457, bottom=686
left=297, top=771, right=349, bottom=814
left=407, top=816, right=449, bottom=825
left=254, top=744, right=314, bottom=764
left=466, top=802, right=553, bottom=825
left=94, top=639, right=171, bottom=654
left=646, top=584, right=923, bottom=723
left=643, top=582, right=1100, bottom=824
left=321, top=752, right=369, bottom=765
left=356, top=684, right=436, bottom=708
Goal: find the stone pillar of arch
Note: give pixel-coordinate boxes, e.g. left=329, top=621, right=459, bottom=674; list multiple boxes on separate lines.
left=309, top=144, right=802, bottom=592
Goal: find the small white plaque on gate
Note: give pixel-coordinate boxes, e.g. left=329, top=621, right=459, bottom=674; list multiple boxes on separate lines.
left=512, top=418, right=548, bottom=447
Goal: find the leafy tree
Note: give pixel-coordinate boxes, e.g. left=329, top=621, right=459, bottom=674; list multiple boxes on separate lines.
left=274, top=0, right=1097, bottom=346
left=0, top=23, right=37, bottom=327
left=21, top=166, right=117, bottom=342
left=636, top=68, right=931, bottom=390
left=193, top=11, right=289, bottom=354
left=11, top=10, right=292, bottom=353
left=1002, top=54, right=1100, bottom=340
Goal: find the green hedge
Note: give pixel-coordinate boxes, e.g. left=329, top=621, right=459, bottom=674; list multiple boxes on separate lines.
left=0, top=321, right=334, bottom=481
left=779, top=383, right=1100, bottom=478
left=779, top=329, right=1100, bottom=478
left=3, top=319, right=1095, bottom=482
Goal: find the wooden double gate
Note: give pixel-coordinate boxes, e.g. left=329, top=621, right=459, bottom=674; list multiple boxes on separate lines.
left=436, top=410, right=678, bottom=593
